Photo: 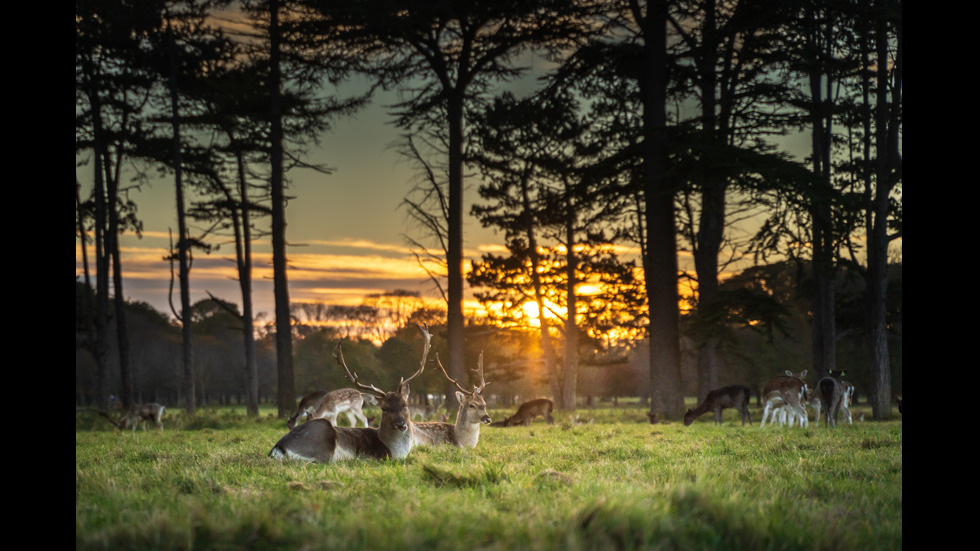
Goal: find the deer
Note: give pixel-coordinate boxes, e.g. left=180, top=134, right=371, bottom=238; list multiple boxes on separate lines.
left=268, top=323, right=431, bottom=462
left=410, top=351, right=492, bottom=448
left=410, top=402, right=441, bottom=421
left=286, top=388, right=376, bottom=429
left=490, top=398, right=555, bottom=427
left=811, top=378, right=855, bottom=425
left=760, top=371, right=809, bottom=428
left=683, top=385, right=751, bottom=426
left=99, top=403, right=166, bottom=431
left=816, top=370, right=846, bottom=427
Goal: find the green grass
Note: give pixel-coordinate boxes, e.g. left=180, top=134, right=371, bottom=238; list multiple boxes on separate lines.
left=76, top=404, right=902, bottom=551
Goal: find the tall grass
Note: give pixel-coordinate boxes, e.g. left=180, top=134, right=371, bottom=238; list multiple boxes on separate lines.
left=76, top=405, right=901, bottom=551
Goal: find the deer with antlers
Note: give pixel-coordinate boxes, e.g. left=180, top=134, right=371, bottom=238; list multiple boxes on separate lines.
left=411, top=351, right=492, bottom=448
left=268, top=324, right=431, bottom=462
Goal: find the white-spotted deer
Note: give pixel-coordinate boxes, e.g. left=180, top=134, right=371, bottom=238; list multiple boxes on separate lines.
left=100, top=403, right=166, bottom=431
left=286, top=388, right=375, bottom=429
left=269, top=324, right=431, bottom=462
left=286, top=390, right=327, bottom=429
left=491, top=398, right=555, bottom=427
left=411, top=352, right=492, bottom=448
left=817, top=370, right=846, bottom=427
left=760, top=371, right=808, bottom=428
left=683, top=385, right=751, bottom=426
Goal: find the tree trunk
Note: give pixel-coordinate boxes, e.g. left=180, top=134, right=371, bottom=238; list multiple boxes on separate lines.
left=868, top=4, right=900, bottom=419
left=446, top=92, right=467, bottom=410
left=638, top=0, right=684, bottom=420
left=270, top=0, right=294, bottom=418
left=167, top=28, right=196, bottom=414
left=561, top=199, right=579, bottom=412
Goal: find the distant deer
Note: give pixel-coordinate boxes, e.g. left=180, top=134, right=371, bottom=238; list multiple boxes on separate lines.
left=100, top=403, right=166, bottom=431
left=411, top=352, right=492, bottom=448
left=491, top=398, right=555, bottom=427
left=411, top=403, right=441, bottom=422
left=286, top=388, right=376, bottom=429
left=817, top=370, right=846, bottom=427
left=811, top=378, right=855, bottom=425
left=760, top=371, right=808, bottom=428
left=269, top=324, right=431, bottom=462
left=684, top=385, right=751, bottom=426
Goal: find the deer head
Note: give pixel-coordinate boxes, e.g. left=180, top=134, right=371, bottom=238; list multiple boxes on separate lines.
left=436, top=350, right=492, bottom=426
left=333, top=323, right=431, bottom=457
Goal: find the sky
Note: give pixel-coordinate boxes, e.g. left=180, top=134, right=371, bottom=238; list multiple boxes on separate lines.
left=77, top=85, right=526, bottom=322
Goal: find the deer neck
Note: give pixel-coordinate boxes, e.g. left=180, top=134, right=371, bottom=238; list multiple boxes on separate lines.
left=379, top=420, right=415, bottom=459
left=452, top=410, right=482, bottom=448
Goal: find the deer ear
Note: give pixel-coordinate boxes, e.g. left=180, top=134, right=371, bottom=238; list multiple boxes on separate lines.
left=455, top=391, right=466, bottom=402
left=801, top=370, right=807, bottom=378
left=401, top=384, right=411, bottom=398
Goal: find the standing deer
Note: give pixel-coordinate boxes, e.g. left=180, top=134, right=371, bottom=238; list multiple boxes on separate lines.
left=760, top=371, right=808, bottom=428
left=683, top=385, right=751, bottom=426
left=811, top=378, right=855, bottom=425
left=411, top=352, right=492, bottom=448
left=286, top=388, right=376, bottom=429
left=817, top=370, right=845, bottom=427
left=100, top=403, right=166, bottom=431
left=491, top=398, right=555, bottom=427
left=269, top=324, right=431, bottom=462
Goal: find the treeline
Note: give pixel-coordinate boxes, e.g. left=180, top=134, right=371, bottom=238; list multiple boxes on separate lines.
left=76, top=0, right=901, bottom=419
left=75, top=260, right=901, bottom=409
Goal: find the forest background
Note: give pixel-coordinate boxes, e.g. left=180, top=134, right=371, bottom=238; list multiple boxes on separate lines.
left=75, top=0, right=902, bottom=420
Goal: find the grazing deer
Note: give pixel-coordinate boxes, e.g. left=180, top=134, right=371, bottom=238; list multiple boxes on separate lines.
left=817, top=370, right=845, bottom=427
left=411, top=352, right=492, bottom=448
left=491, top=398, right=555, bottom=427
left=811, top=378, right=855, bottom=425
left=286, top=390, right=327, bottom=429
left=683, top=385, right=751, bottom=426
left=269, top=324, right=431, bottom=462
left=100, top=403, right=166, bottom=431
left=760, top=371, right=808, bottom=428
left=411, top=403, right=440, bottom=421
left=287, top=389, right=377, bottom=429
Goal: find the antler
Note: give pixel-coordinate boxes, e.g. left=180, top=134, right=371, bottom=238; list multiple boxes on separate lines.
left=334, top=340, right=386, bottom=398
left=398, top=323, right=431, bottom=393
left=472, top=351, right=488, bottom=394
left=436, top=350, right=489, bottom=395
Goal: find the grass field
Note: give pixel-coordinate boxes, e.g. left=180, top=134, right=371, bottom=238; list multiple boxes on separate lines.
left=76, top=403, right=902, bottom=551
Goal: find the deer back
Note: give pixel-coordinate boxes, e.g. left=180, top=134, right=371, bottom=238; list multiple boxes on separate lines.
left=269, top=419, right=389, bottom=462
left=313, top=388, right=364, bottom=417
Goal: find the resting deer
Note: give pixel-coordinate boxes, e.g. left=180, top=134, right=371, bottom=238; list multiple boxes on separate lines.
left=817, top=370, right=846, bottom=427
left=683, top=385, right=751, bottom=426
left=411, top=352, right=492, bottom=448
left=269, top=324, right=431, bottom=462
left=100, top=403, right=166, bottom=431
left=490, top=398, right=555, bottom=427
left=286, top=388, right=375, bottom=429
left=760, top=371, right=808, bottom=428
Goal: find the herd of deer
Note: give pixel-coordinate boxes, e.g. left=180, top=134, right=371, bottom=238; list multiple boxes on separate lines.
left=683, top=369, right=862, bottom=428
left=98, top=324, right=881, bottom=463
left=269, top=323, right=555, bottom=463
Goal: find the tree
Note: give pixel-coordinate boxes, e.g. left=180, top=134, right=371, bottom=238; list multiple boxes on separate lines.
left=468, top=90, right=642, bottom=410
left=666, top=0, right=798, bottom=401
left=76, top=0, right=162, bottom=409
left=320, top=0, right=590, bottom=409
